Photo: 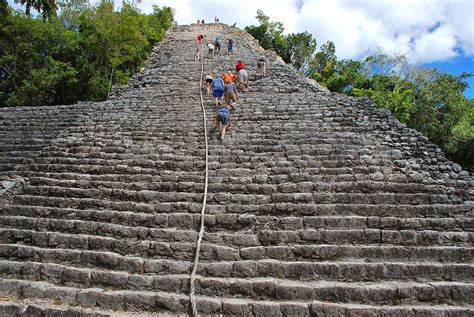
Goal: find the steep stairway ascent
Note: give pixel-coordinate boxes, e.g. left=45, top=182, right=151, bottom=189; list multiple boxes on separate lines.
left=0, top=23, right=473, bottom=316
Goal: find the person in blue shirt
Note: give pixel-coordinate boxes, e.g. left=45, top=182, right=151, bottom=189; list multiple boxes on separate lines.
left=214, top=105, right=231, bottom=140
left=211, top=75, right=225, bottom=107
left=214, top=35, right=222, bottom=54
left=227, top=38, right=234, bottom=54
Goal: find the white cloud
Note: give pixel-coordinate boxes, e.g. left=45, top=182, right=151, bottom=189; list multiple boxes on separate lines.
left=12, top=0, right=469, bottom=64
left=411, top=24, right=458, bottom=63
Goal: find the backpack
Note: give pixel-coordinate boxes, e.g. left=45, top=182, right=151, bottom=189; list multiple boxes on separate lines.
left=215, top=36, right=221, bottom=45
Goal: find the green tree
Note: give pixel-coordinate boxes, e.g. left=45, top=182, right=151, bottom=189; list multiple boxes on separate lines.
left=245, top=10, right=289, bottom=62
left=287, top=31, right=317, bottom=72
left=0, top=0, right=173, bottom=107
left=353, top=75, right=414, bottom=123
left=409, top=70, right=473, bottom=169
left=14, top=0, right=57, bottom=20
left=310, top=40, right=337, bottom=86
left=325, top=59, right=368, bottom=93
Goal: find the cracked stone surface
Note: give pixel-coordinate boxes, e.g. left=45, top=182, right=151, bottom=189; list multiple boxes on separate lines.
left=0, top=23, right=473, bottom=316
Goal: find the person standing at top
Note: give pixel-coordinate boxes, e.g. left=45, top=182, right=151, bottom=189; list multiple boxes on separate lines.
left=214, top=16, right=219, bottom=23
left=211, top=75, right=225, bottom=107
left=214, top=35, right=222, bottom=54
left=197, top=19, right=201, bottom=25
left=201, top=19, right=205, bottom=26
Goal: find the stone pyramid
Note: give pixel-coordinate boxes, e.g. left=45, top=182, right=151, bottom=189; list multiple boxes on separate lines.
left=0, top=23, right=472, bottom=316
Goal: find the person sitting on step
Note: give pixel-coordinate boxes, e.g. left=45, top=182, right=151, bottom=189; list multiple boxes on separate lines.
left=214, top=105, right=231, bottom=140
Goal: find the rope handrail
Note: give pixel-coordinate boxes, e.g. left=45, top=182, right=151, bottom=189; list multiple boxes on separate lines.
left=189, top=42, right=209, bottom=317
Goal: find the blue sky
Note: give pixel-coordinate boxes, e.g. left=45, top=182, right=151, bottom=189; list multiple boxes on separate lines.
left=422, top=57, right=474, bottom=98
left=8, top=0, right=474, bottom=97
left=138, top=0, right=474, bottom=98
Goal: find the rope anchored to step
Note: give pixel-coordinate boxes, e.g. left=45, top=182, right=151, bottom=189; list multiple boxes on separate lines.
left=189, top=42, right=209, bottom=317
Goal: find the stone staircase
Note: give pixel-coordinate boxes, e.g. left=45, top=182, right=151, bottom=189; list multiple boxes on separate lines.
left=0, top=23, right=472, bottom=316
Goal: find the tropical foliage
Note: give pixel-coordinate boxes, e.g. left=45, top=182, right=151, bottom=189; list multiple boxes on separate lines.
left=246, top=11, right=473, bottom=172
left=0, top=0, right=173, bottom=107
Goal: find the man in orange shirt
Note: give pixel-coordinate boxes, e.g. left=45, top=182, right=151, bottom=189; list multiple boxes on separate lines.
left=223, top=69, right=236, bottom=83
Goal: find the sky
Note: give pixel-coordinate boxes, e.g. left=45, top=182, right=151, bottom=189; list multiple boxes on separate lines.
left=135, top=0, right=474, bottom=98
left=8, top=0, right=474, bottom=97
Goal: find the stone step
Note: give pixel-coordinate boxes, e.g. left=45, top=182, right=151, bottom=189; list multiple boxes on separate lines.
left=0, top=228, right=196, bottom=261
left=0, top=300, right=112, bottom=317
left=0, top=275, right=471, bottom=309
left=0, top=260, right=191, bottom=295
left=1, top=162, right=203, bottom=175
left=0, top=216, right=200, bottom=244
left=0, top=144, right=384, bottom=159
left=7, top=155, right=388, bottom=170
left=17, top=179, right=456, bottom=204
left=6, top=197, right=471, bottom=218
left=193, top=277, right=473, bottom=305
left=0, top=260, right=469, bottom=305
left=0, top=277, right=189, bottom=313
left=3, top=205, right=471, bottom=232
left=21, top=185, right=204, bottom=203
left=1, top=247, right=472, bottom=282
left=307, top=301, right=474, bottom=317
left=20, top=171, right=205, bottom=185
left=9, top=157, right=402, bottom=173
left=2, top=215, right=470, bottom=248
left=4, top=277, right=472, bottom=316
left=10, top=157, right=377, bottom=173
left=10, top=194, right=198, bottom=213
left=0, top=244, right=190, bottom=274
left=1, top=229, right=471, bottom=263
left=239, top=244, right=473, bottom=262
left=24, top=176, right=455, bottom=196
left=260, top=228, right=471, bottom=246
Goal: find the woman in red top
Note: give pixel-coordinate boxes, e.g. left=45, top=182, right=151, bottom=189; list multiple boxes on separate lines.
left=235, top=60, right=245, bottom=72
left=197, top=34, right=204, bottom=44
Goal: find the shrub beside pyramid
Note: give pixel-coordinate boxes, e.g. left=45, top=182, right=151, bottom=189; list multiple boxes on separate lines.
left=0, top=24, right=472, bottom=316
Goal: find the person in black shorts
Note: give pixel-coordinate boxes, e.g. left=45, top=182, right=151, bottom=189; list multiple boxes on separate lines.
left=204, top=73, right=213, bottom=94
left=214, top=106, right=231, bottom=140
